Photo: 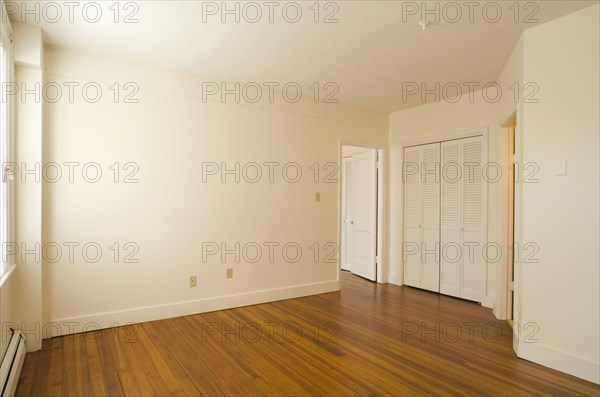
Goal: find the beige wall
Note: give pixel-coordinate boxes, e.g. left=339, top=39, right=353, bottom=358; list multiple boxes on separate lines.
left=37, top=47, right=387, bottom=334
left=515, top=4, right=599, bottom=383
left=497, top=36, right=524, bottom=123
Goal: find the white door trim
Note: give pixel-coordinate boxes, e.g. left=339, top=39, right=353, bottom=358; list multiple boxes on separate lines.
left=495, top=110, right=517, bottom=320
left=496, top=106, right=524, bottom=357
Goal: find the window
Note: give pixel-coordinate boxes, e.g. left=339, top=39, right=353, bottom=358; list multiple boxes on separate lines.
left=0, top=1, right=13, bottom=279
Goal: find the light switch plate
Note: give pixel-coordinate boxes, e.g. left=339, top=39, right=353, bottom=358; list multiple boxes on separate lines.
left=316, top=192, right=321, bottom=202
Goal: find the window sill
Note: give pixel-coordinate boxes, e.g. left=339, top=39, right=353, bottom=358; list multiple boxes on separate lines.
left=0, top=264, right=16, bottom=288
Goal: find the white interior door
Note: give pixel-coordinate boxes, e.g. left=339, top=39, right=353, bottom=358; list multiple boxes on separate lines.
left=350, top=149, right=377, bottom=281
left=341, top=156, right=353, bottom=271
left=440, top=136, right=486, bottom=302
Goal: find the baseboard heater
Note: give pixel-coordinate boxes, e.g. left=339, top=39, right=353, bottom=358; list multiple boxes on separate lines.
left=0, top=330, right=26, bottom=397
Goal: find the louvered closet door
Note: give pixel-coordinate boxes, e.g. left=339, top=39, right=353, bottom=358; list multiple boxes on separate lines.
left=403, top=146, right=422, bottom=288
left=420, top=143, right=440, bottom=292
left=440, top=141, right=462, bottom=297
left=440, top=136, right=486, bottom=301
left=403, top=143, right=440, bottom=291
left=460, top=137, right=486, bottom=301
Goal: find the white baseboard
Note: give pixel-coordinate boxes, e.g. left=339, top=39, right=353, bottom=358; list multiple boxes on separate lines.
left=46, top=280, right=340, bottom=339
left=481, top=295, right=495, bottom=309
left=518, top=341, right=600, bottom=384
left=388, top=273, right=402, bottom=286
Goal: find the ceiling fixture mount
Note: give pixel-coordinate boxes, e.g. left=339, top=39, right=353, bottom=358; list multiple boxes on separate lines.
left=419, top=20, right=431, bottom=31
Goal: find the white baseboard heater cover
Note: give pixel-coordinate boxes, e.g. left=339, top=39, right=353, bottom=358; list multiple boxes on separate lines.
left=0, top=330, right=26, bottom=397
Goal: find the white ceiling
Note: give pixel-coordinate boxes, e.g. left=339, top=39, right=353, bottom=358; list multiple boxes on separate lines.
left=11, top=0, right=597, bottom=112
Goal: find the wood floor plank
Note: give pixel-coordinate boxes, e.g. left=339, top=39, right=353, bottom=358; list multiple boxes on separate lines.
left=73, top=333, right=93, bottom=396
left=111, top=324, right=158, bottom=396
left=150, top=315, right=221, bottom=396
left=13, top=350, right=37, bottom=396
left=30, top=339, right=52, bottom=397
left=94, top=328, right=124, bottom=396
left=140, top=322, right=202, bottom=396
left=14, top=272, right=600, bottom=396
left=47, top=337, right=64, bottom=395
left=83, top=330, right=109, bottom=396
left=61, top=334, right=78, bottom=396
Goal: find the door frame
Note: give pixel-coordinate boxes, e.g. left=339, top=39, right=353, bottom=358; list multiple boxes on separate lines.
left=496, top=107, right=523, bottom=327
left=338, top=140, right=386, bottom=283
left=496, top=106, right=523, bottom=355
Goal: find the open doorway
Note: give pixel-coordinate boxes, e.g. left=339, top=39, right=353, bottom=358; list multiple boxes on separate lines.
left=340, top=145, right=383, bottom=283
left=497, top=112, right=517, bottom=324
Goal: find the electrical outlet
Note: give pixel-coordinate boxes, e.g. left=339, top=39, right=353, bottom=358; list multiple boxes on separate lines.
left=226, top=268, right=233, bottom=279
left=189, top=275, right=197, bottom=287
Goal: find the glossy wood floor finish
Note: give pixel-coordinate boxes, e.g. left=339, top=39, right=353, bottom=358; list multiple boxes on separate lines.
left=16, top=272, right=599, bottom=396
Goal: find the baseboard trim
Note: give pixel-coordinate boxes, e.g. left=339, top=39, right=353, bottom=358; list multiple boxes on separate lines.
left=481, top=295, right=494, bottom=309
left=388, top=273, right=402, bottom=286
left=518, top=341, right=600, bottom=384
left=46, top=280, right=340, bottom=339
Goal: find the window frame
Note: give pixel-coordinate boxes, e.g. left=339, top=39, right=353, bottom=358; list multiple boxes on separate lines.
left=0, top=0, right=14, bottom=282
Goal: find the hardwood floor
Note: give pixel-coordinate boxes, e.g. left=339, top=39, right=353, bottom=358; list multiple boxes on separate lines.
left=15, top=271, right=600, bottom=396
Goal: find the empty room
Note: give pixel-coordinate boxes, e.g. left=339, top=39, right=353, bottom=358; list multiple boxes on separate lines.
left=0, top=0, right=599, bottom=396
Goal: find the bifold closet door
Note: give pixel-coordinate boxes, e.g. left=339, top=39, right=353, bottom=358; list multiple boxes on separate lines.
left=403, top=143, right=440, bottom=292
left=440, top=141, right=462, bottom=297
left=440, top=136, right=486, bottom=301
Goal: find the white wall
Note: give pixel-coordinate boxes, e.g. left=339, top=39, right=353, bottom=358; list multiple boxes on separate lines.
left=497, top=37, right=523, bottom=123
left=38, top=47, right=388, bottom=336
left=514, top=4, right=599, bottom=383
left=388, top=92, right=499, bottom=306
